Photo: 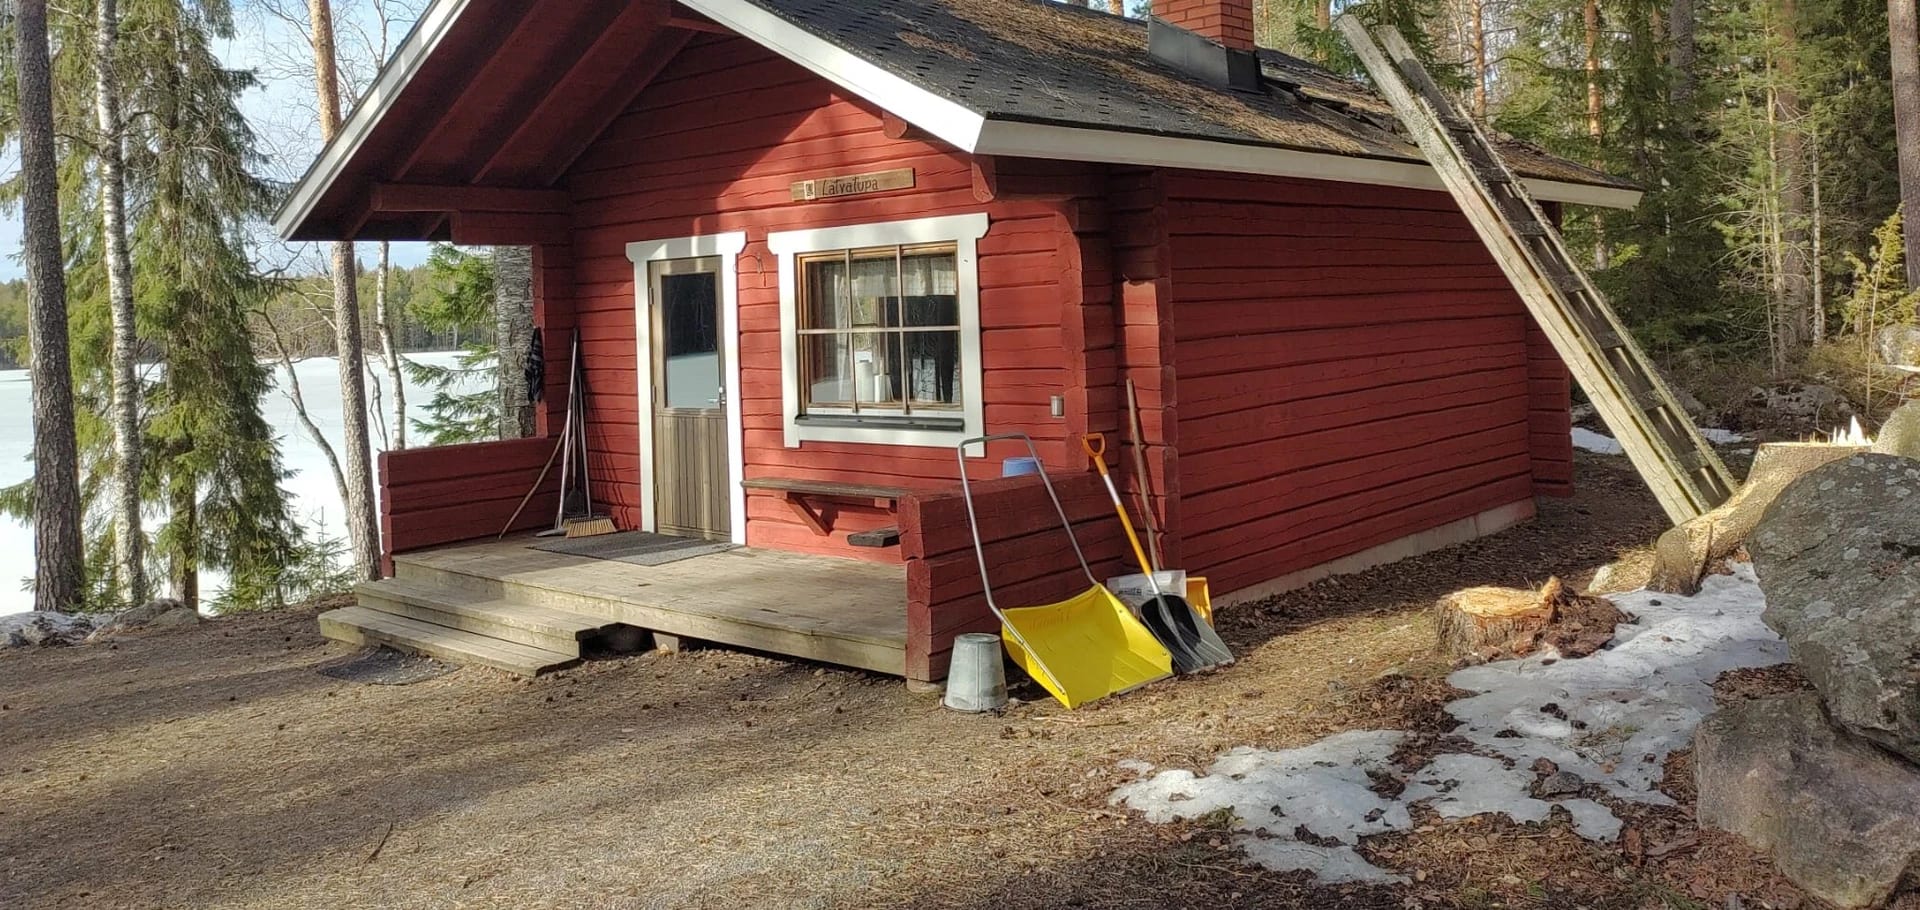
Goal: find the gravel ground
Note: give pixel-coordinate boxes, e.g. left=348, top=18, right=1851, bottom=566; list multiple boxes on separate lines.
left=0, top=453, right=1813, bottom=910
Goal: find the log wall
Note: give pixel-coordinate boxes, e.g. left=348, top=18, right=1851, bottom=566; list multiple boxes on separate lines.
left=1161, top=171, right=1547, bottom=595
left=557, top=34, right=1085, bottom=559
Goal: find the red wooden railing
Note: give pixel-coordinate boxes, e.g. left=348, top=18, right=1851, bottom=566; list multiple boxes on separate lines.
left=377, top=436, right=560, bottom=573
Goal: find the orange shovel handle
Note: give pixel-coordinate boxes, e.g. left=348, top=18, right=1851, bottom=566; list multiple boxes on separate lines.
left=1081, top=433, right=1155, bottom=576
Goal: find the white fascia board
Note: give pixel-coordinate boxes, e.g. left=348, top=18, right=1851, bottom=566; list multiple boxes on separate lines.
left=681, top=0, right=988, bottom=153
left=272, top=0, right=476, bottom=240
left=973, top=120, right=1642, bottom=210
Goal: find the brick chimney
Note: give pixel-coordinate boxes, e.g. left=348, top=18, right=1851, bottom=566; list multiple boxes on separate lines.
left=1152, top=0, right=1255, bottom=52
left=1148, top=0, right=1261, bottom=92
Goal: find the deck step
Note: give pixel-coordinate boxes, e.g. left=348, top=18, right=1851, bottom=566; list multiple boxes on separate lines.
left=355, top=578, right=608, bottom=655
left=319, top=606, right=581, bottom=677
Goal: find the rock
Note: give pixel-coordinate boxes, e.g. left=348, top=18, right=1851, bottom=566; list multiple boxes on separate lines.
left=0, top=611, right=92, bottom=648
left=1748, top=454, right=1920, bottom=763
left=1695, top=693, right=1920, bottom=908
left=89, top=598, right=201, bottom=639
left=1873, top=400, right=1920, bottom=460
left=1750, top=382, right=1853, bottom=425
left=1875, top=324, right=1920, bottom=368
left=1536, top=770, right=1585, bottom=797
left=1649, top=441, right=1867, bottom=595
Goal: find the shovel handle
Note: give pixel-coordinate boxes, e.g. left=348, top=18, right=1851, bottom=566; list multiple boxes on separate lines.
left=1080, top=432, right=1107, bottom=463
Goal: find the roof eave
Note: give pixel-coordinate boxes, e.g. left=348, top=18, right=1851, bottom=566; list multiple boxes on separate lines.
left=272, top=0, right=480, bottom=241
left=972, top=119, right=1640, bottom=210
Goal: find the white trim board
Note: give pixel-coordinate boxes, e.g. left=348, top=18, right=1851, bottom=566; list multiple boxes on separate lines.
left=626, top=232, right=749, bottom=545
left=970, top=121, right=1643, bottom=210
left=766, top=212, right=991, bottom=450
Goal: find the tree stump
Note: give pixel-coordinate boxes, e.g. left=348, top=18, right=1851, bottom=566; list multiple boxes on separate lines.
left=1436, top=577, right=1628, bottom=661
left=1648, top=442, right=1868, bottom=595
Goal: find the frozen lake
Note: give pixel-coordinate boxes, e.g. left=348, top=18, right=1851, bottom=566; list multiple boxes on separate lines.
left=0, top=352, right=484, bottom=614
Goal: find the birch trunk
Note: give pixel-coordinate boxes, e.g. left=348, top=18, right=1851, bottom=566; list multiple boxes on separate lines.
left=493, top=246, right=535, bottom=439
left=1891, top=0, right=1920, bottom=287
left=1774, top=0, right=1814, bottom=355
left=96, top=0, right=147, bottom=606
left=1471, top=0, right=1488, bottom=118
left=375, top=241, right=406, bottom=450
left=310, top=0, right=381, bottom=581
left=1585, top=0, right=1610, bottom=270
left=15, top=0, right=86, bottom=612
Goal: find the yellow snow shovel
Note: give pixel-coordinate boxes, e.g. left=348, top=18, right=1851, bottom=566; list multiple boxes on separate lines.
left=958, top=434, right=1173, bottom=709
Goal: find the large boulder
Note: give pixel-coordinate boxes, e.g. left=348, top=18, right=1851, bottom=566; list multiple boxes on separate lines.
left=1876, top=324, right=1920, bottom=368
left=88, top=598, right=201, bottom=640
left=0, top=611, right=93, bottom=648
left=1873, top=400, right=1920, bottom=460
left=1648, top=441, right=1866, bottom=595
left=1748, top=454, right=1920, bottom=762
left=1696, top=693, right=1920, bottom=908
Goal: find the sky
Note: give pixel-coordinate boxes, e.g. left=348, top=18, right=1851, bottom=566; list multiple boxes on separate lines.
left=0, top=1, right=435, bottom=282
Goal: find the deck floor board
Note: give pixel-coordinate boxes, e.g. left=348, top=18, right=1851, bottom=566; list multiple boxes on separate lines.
left=391, top=536, right=909, bottom=675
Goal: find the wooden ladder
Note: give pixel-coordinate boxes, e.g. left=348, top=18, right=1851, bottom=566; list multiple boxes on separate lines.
left=1335, top=16, right=1736, bottom=524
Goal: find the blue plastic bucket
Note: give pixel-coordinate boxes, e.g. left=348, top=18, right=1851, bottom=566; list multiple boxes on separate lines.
left=1002, top=456, right=1040, bottom=477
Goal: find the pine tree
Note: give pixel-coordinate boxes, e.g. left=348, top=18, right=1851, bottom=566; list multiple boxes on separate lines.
left=10, top=0, right=87, bottom=612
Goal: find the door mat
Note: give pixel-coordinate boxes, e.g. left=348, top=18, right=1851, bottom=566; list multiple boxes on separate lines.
left=528, top=530, right=738, bottom=567
left=319, top=648, right=458, bottom=686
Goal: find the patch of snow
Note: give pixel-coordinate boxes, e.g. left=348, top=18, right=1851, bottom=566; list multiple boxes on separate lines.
left=1560, top=799, right=1624, bottom=841
left=1111, top=566, right=1785, bottom=885
left=1571, top=427, right=1625, bottom=455
left=1111, top=730, right=1411, bottom=884
left=1400, top=753, right=1551, bottom=824
left=1698, top=427, right=1749, bottom=444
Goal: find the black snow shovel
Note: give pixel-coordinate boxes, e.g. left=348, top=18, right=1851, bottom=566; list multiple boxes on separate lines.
left=1082, top=434, right=1234, bottom=675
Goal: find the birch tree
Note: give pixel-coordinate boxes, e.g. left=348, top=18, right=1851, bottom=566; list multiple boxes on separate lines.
left=13, top=0, right=86, bottom=612
left=96, top=0, right=147, bottom=605
left=492, top=246, right=535, bottom=439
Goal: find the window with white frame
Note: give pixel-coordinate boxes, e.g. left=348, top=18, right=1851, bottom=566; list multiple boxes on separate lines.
left=770, top=213, right=989, bottom=448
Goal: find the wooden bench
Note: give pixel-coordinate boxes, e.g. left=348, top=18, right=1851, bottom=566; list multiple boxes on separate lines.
left=741, top=477, right=908, bottom=543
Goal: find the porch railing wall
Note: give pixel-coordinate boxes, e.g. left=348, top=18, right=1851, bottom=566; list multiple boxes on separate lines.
left=898, top=471, right=1133, bottom=682
left=378, top=436, right=560, bottom=573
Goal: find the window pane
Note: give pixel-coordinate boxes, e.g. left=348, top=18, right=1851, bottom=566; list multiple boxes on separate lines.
left=902, top=249, right=959, bottom=326
left=855, top=332, right=903, bottom=406
left=849, top=253, right=897, bottom=328
left=905, top=330, right=961, bottom=407
left=803, top=257, right=848, bottom=330
left=802, top=332, right=853, bottom=408
left=660, top=272, right=720, bottom=410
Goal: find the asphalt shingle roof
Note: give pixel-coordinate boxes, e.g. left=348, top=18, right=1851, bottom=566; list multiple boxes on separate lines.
left=744, top=0, right=1631, bottom=190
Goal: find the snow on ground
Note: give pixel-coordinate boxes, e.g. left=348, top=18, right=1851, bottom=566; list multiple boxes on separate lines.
left=1111, top=565, right=1786, bottom=885
left=1571, top=427, right=1626, bottom=454
left=1572, top=426, right=1749, bottom=455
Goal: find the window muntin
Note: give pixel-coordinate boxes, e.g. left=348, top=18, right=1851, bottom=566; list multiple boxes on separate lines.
left=795, top=242, right=962, bottom=424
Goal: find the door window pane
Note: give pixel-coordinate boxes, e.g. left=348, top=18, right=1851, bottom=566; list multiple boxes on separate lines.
left=660, top=271, right=720, bottom=410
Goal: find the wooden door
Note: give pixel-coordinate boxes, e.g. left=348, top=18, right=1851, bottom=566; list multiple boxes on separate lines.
left=650, top=257, right=730, bottom=540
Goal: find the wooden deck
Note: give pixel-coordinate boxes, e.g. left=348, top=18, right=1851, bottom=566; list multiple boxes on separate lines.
left=383, top=536, right=910, bottom=675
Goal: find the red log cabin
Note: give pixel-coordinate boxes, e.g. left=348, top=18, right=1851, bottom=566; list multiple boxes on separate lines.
left=279, top=0, right=1638, bottom=682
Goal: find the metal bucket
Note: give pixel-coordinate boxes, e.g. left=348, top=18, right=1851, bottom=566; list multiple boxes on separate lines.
left=942, top=632, right=1009, bottom=712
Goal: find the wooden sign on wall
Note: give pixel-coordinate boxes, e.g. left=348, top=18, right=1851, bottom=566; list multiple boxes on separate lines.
left=790, top=168, right=915, bottom=202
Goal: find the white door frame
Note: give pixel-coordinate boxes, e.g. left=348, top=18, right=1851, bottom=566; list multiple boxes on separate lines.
left=625, top=231, right=748, bottom=545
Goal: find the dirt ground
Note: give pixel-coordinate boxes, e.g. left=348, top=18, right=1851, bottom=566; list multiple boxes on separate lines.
left=0, top=453, right=1819, bottom=910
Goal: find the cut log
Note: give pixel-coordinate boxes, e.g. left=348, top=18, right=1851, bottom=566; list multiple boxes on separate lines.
left=1435, top=577, right=1628, bottom=661
left=1648, top=442, right=1868, bottom=595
